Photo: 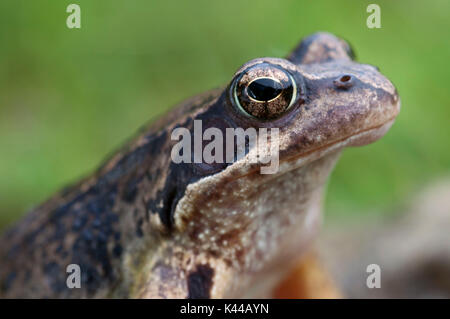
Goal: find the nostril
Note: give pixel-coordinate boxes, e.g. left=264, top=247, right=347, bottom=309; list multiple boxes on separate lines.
left=334, top=74, right=354, bottom=89
left=340, top=75, right=351, bottom=82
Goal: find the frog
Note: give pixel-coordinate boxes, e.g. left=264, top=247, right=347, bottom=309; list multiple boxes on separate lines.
left=0, top=32, right=400, bottom=298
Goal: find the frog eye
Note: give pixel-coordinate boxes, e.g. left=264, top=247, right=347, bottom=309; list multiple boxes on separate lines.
left=232, top=63, right=297, bottom=120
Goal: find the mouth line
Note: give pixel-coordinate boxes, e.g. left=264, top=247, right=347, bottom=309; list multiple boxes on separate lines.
left=230, top=115, right=397, bottom=179
left=282, top=115, right=397, bottom=164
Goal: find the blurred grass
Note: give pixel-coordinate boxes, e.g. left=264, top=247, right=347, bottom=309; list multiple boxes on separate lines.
left=0, top=0, right=449, bottom=228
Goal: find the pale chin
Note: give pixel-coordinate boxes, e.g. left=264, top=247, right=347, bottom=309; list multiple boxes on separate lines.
left=347, top=119, right=396, bottom=148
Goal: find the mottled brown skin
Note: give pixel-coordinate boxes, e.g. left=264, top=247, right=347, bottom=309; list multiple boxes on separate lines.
left=0, top=32, right=400, bottom=298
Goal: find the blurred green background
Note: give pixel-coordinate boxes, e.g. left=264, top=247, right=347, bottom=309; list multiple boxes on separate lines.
left=0, top=0, right=449, bottom=229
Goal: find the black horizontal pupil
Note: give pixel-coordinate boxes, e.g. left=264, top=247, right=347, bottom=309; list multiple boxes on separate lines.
left=247, top=78, right=283, bottom=101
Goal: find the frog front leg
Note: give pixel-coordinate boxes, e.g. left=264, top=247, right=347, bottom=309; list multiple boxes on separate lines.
left=273, top=251, right=341, bottom=299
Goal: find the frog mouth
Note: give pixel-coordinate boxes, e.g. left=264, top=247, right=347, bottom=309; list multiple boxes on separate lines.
left=228, top=116, right=397, bottom=179
left=282, top=117, right=397, bottom=165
